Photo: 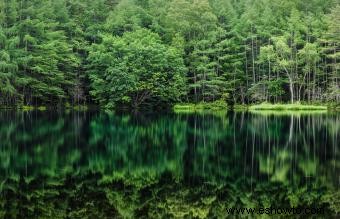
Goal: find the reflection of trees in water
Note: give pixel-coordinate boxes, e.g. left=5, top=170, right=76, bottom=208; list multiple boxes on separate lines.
left=0, top=111, right=86, bottom=178
left=247, top=113, right=339, bottom=187
left=181, top=112, right=340, bottom=189
left=0, top=111, right=339, bottom=186
left=0, top=111, right=339, bottom=217
left=87, top=112, right=188, bottom=178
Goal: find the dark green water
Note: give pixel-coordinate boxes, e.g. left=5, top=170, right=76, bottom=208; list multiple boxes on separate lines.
left=0, top=110, right=339, bottom=218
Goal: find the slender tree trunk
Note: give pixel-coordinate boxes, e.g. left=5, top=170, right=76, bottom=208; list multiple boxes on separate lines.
left=268, top=39, right=271, bottom=102
left=334, top=43, right=337, bottom=85
left=251, top=26, right=255, bottom=84
left=289, top=77, right=294, bottom=103
left=245, top=44, right=249, bottom=89
left=313, top=62, right=316, bottom=101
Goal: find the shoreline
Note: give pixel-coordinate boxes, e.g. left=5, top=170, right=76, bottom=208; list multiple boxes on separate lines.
left=248, top=103, right=328, bottom=111
left=0, top=103, right=338, bottom=112
left=174, top=103, right=337, bottom=112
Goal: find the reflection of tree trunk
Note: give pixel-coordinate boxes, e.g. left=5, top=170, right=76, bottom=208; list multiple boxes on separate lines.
left=251, top=131, right=255, bottom=190
left=240, top=112, right=245, bottom=129
left=243, top=127, right=249, bottom=179
left=183, top=114, right=197, bottom=183
left=202, top=114, right=206, bottom=174
left=233, top=113, right=237, bottom=158
left=288, top=115, right=294, bottom=144
left=268, top=132, right=271, bottom=180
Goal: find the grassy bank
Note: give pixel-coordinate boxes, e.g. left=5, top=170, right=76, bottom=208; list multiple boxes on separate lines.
left=250, top=110, right=328, bottom=116
left=18, top=105, right=46, bottom=111
left=174, top=102, right=332, bottom=112
left=249, top=103, right=328, bottom=111
left=174, top=100, right=228, bottom=112
left=1, top=102, right=336, bottom=112
left=0, top=104, right=89, bottom=111
left=233, top=104, right=249, bottom=111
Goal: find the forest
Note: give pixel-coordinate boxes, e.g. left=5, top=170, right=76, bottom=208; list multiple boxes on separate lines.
left=0, top=0, right=339, bottom=109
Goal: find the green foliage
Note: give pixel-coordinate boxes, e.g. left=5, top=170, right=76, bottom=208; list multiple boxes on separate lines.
left=0, top=0, right=339, bottom=107
left=174, top=100, right=228, bottom=111
left=249, top=103, right=328, bottom=111
left=87, top=29, right=186, bottom=108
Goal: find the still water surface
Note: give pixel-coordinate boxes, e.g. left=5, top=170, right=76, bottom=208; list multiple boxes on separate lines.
left=0, top=110, right=339, bottom=218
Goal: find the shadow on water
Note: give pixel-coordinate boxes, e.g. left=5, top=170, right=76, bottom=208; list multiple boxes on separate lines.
left=0, top=110, right=339, bottom=218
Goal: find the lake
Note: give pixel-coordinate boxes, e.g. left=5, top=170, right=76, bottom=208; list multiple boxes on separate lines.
left=0, top=110, right=339, bottom=218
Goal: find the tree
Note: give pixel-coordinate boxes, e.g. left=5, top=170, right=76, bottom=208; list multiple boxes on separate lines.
left=164, top=0, right=221, bottom=103
left=87, top=29, right=186, bottom=108
left=0, top=29, right=19, bottom=105
left=270, top=36, right=296, bottom=103
left=255, top=45, right=285, bottom=102
left=105, top=0, right=152, bottom=35
left=14, top=1, right=77, bottom=105
left=298, top=43, right=320, bottom=101
left=322, top=5, right=340, bottom=102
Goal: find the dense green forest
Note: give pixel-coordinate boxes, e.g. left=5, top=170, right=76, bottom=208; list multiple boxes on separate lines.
left=0, top=0, right=339, bottom=108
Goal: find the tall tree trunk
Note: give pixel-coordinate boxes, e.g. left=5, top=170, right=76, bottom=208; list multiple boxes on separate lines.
left=313, top=62, right=316, bottom=102
left=251, top=31, right=255, bottom=84
left=245, top=44, right=249, bottom=89
left=268, top=39, right=271, bottom=102
left=289, top=77, right=294, bottom=103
